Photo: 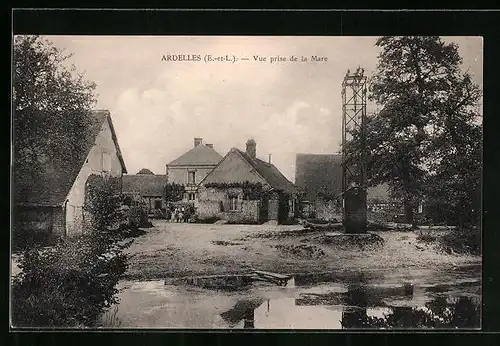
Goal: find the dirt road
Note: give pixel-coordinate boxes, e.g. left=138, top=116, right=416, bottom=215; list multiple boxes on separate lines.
left=124, top=220, right=480, bottom=280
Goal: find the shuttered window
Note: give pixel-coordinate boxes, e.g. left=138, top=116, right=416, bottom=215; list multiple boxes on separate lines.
left=229, top=196, right=238, bottom=211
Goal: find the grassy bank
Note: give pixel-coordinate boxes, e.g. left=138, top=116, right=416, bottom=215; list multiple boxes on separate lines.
left=416, top=227, right=481, bottom=256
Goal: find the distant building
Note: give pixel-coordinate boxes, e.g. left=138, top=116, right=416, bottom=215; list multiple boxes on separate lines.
left=197, top=139, right=299, bottom=224
left=165, top=137, right=222, bottom=205
left=295, top=153, right=391, bottom=220
left=13, top=110, right=127, bottom=237
left=122, top=169, right=166, bottom=214
left=295, top=153, right=343, bottom=220
left=136, top=168, right=154, bottom=175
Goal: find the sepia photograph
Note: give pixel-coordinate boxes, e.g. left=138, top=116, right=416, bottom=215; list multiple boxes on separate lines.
left=11, top=35, right=482, bottom=330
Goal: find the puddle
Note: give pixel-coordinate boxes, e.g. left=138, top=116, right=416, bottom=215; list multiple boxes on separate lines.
left=113, top=266, right=481, bottom=329
left=219, top=286, right=480, bottom=329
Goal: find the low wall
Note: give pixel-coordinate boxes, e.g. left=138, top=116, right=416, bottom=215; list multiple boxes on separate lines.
left=197, top=200, right=221, bottom=219
left=222, top=200, right=259, bottom=223
left=314, top=200, right=341, bottom=221
left=197, top=200, right=260, bottom=223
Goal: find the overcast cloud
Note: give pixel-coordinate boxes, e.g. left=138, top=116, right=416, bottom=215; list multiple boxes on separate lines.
left=45, top=36, right=483, bottom=181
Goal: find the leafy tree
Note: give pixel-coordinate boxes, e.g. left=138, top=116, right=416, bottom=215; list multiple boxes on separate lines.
left=164, top=183, right=186, bottom=202
left=346, top=36, right=482, bottom=225
left=13, top=35, right=97, bottom=181
left=11, top=37, right=132, bottom=327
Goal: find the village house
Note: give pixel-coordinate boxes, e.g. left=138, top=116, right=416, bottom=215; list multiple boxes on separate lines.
left=165, top=137, right=222, bottom=205
left=295, top=153, right=392, bottom=221
left=122, top=168, right=166, bottom=215
left=13, top=110, right=127, bottom=237
left=197, top=139, right=299, bottom=225
left=295, top=153, right=343, bottom=220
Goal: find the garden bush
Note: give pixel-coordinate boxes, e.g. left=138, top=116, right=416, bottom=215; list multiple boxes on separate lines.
left=440, top=227, right=481, bottom=255
left=11, top=236, right=129, bottom=327
left=11, top=175, right=133, bottom=327
left=11, top=227, right=59, bottom=253
left=127, top=205, right=152, bottom=228
left=416, top=227, right=481, bottom=256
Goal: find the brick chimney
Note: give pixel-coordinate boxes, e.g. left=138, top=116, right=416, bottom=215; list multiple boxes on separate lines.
left=206, top=143, right=213, bottom=149
left=194, top=137, right=202, bottom=147
left=246, top=139, right=256, bottom=160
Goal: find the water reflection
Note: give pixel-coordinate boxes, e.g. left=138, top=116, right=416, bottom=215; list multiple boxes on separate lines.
left=341, top=282, right=369, bottom=328
left=342, top=296, right=480, bottom=329
left=219, top=299, right=264, bottom=328
left=221, top=281, right=480, bottom=329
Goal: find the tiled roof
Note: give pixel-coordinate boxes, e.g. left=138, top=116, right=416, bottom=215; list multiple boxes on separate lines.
left=122, top=174, right=166, bottom=197
left=167, top=144, right=223, bottom=166
left=13, top=110, right=127, bottom=207
left=235, top=149, right=299, bottom=195
left=295, top=153, right=343, bottom=201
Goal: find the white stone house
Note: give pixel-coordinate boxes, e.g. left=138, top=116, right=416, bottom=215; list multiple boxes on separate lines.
left=13, top=110, right=127, bottom=237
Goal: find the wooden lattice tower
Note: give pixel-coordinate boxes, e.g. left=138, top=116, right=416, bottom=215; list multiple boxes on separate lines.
left=341, top=67, right=368, bottom=232
left=341, top=67, right=368, bottom=192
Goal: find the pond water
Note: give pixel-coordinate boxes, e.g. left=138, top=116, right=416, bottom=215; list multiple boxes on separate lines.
left=112, top=265, right=480, bottom=329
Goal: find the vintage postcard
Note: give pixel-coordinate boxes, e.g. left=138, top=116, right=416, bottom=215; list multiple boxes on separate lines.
left=11, top=35, right=482, bottom=330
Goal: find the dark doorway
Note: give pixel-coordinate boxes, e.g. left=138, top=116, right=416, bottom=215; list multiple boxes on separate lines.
left=277, top=193, right=290, bottom=225
left=259, top=198, right=269, bottom=223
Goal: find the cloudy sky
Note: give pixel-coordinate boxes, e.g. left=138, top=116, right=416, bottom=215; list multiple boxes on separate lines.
left=45, top=36, right=483, bottom=181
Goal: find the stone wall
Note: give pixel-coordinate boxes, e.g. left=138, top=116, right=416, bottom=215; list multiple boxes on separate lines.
left=267, top=192, right=279, bottom=222
left=197, top=200, right=221, bottom=219
left=197, top=186, right=260, bottom=223
left=13, top=206, right=53, bottom=233
left=222, top=200, right=259, bottom=223
left=13, top=206, right=66, bottom=237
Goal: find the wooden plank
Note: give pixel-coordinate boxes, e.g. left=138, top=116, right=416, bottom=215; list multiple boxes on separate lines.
left=253, top=270, right=291, bottom=280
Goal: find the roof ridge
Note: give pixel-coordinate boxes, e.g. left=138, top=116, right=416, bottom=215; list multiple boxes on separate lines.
left=167, top=143, right=223, bottom=166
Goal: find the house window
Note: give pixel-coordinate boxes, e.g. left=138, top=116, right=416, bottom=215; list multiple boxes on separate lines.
left=188, top=171, right=196, bottom=184
left=154, top=199, right=162, bottom=209
left=188, top=193, right=196, bottom=201
left=102, top=152, right=111, bottom=173
left=229, top=195, right=239, bottom=211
